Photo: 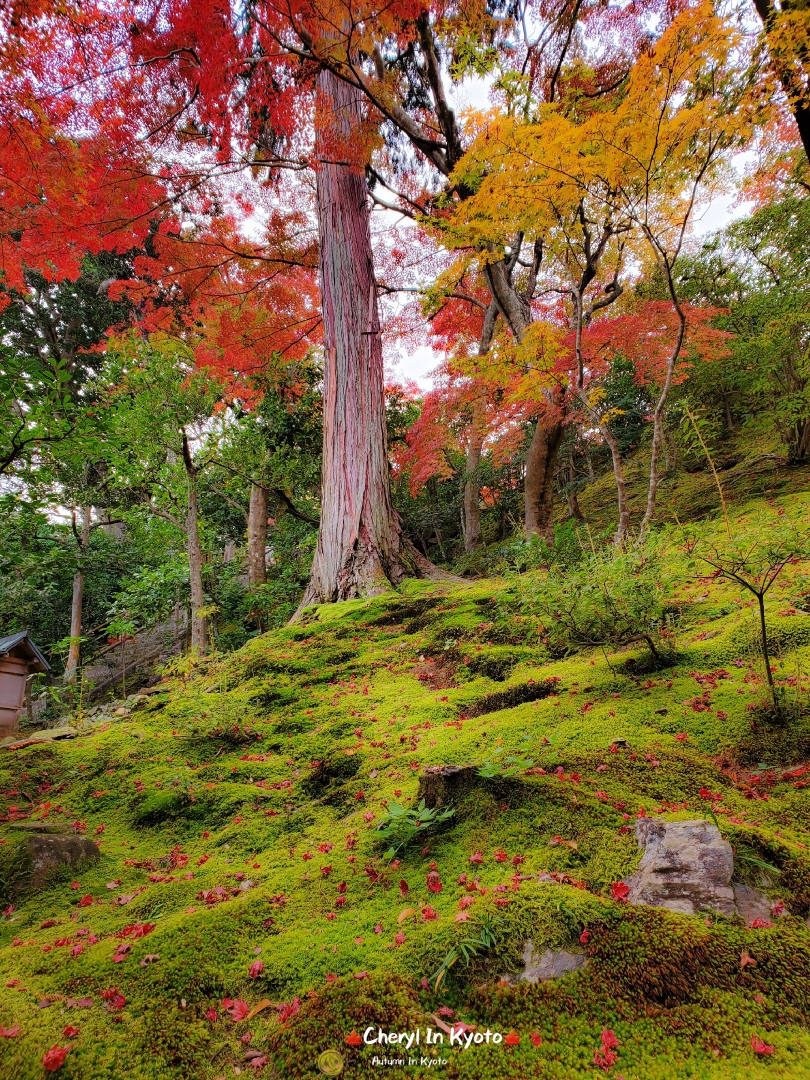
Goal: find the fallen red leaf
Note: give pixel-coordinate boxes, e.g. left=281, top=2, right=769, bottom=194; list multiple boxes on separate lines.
left=751, top=1034, right=774, bottom=1055
left=222, top=998, right=251, bottom=1021
left=42, top=1045, right=70, bottom=1072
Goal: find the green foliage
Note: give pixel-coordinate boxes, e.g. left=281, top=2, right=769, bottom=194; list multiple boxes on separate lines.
left=516, top=541, right=677, bottom=665
left=496, top=523, right=586, bottom=576
left=600, top=357, right=653, bottom=457
left=106, top=559, right=190, bottom=639
left=688, top=512, right=810, bottom=715
left=0, top=253, right=134, bottom=477
left=243, top=519, right=318, bottom=632
left=431, top=914, right=500, bottom=991
left=0, top=495, right=154, bottom=672
left=673, top=197, right=810, bottom=462
left=477, top=752, right=534, bottom=778
left=376, top=798, right=455, bottom=858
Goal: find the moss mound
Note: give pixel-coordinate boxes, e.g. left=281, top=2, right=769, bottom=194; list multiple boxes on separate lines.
left=5, top=495, right=810, bottom=1077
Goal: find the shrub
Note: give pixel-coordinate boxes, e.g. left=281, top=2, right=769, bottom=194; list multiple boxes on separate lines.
left=516, top=542, right=676, bottom=667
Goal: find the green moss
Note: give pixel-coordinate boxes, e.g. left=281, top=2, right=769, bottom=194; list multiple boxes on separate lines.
left=0, top=832, right=32, bottom=908
left=5, top=491, right=810, bottom=1076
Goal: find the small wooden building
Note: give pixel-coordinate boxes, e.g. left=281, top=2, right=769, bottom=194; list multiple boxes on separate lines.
left=0, top=631, right=51, bottom=739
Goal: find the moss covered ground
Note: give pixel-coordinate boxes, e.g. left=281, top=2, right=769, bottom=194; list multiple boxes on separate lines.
left=4, top=485, right=810, bottom=1078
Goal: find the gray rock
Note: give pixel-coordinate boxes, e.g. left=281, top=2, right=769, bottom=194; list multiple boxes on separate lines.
left=625, top=819, right=736, bottom=917
left=502, top=941, right=589, bottom=985
left=23, top=833, right=100, bottom=890
left=733, top=884, right=772, bottom=926
left=623, top=820, right=778, bottom=923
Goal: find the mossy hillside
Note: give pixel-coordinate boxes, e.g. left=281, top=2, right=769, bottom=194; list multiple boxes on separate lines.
left=568, top=428, right=810, bottom=538
left=3, top=501, right=810, bottom=1077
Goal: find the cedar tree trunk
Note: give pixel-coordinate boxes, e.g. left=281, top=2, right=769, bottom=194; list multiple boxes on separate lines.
left=247, top=483, right=269, bottom=587
left=63, top=505, right=91, bottom=684
left=299, top=69, right=440, bottom=610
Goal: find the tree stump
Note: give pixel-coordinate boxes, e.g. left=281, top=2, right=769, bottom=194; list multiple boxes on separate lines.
left=417, top=765, right=483, bottom=809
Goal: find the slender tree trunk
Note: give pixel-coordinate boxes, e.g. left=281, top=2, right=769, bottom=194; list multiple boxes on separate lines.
left=484, top=254, right=565, bottom=544
left=601, top=424, right=631, bottom=544
left=568, top=247, right=627, bottom=543
left=564, top=449, right=585, bottom=522
left=182, top=432, right=208, bottom=655
left=757, top=591, right=782, bottom=719
left=524, top=419, right=564, bottom=541
left=64, top=506, right=91, bottom=685
left=462, top=301, right=498, bottom=552
left=640, top=302, right=686, bottom=539
left=247, top=483, right=269, bottom=587
left=723, top=392, right=734, bottom=432
left=299, top=69, right=443, bottom=611
left=462, top=431, right=483, bottom=552
left=565, top=487, right=584, bottom=522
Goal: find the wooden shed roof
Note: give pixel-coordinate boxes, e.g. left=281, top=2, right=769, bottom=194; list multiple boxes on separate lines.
left=0, top=630, right=51, bottom=673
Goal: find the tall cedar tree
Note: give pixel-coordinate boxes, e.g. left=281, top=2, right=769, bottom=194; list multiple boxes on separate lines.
left=124, top=0, right=682, bottom=546
left=303, top=70, right=435, bottom=603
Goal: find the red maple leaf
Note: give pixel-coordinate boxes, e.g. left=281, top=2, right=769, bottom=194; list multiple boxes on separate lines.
left=42, top=1046, right=70, bottom=1072
left=426, top=871, right=442, bottom=894
left=751, top=1034, right=774, bottom=1055
left=345, top=1030, right=363, bottom=1046
left=222, top=998, right=251, bottom=1021
left=504, top=1030, right=520, bottom=1046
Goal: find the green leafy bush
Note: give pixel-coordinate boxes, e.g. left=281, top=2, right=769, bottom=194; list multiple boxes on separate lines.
left=375, top=798, right=455, bottom=858
left=516, top=542, right=676, bottom=666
